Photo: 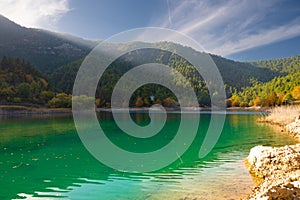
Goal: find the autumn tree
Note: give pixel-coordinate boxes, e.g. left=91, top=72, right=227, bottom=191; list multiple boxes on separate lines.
left=291, top=86, right=300, bottom=100
left=154, top=99, right=162, bottom=105
left=267, top=92, right=277, bottom=106
left=230, top=94, right=240, bottom=107
left=226, top=99, right=232, bottom=107
left=95, top=98, right=102, bottom=108
left=276, top=94, right=285, bottom=105
left=253, top=97, right=261, bottom=107
left=163, top=97, right=179, bottom=107
left=135, top=97, right=144, bottom=107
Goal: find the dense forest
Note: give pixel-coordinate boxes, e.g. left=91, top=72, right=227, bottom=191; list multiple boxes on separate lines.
left=0, top=56, right=77, bottom=108
left=1, top=49, right=299, bottom=108
left=0, top=56, right=53, bottom=106
left=252, top=55, right=300, bottom=74
left=48, top=43, right=283, bottom=108
left=229, top=55, right=300, bottom=107
left=1, top=14, right=299, bottom=109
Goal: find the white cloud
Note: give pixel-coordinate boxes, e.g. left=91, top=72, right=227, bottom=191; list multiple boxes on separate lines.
left=211, top=18, right=300, bottom=55
left=155, top=0, right=300, bottom=56
left=0, top=0, right=70, bottom=29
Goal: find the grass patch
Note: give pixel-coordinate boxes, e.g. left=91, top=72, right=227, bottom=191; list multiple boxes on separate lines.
left=258, top=105, right=300, bottom=126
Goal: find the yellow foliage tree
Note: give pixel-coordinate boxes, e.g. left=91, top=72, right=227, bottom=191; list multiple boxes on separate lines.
left=230, top=94, right=239, bottom=107
left=95, top=98, right=101, bottom=108
left=267, top=92, right=277, bottom=106
left=253, top=97, right=261, bottom=107
left=276, top=94, right=285, bottom=105
left=291, top=86, right=300, bottom=100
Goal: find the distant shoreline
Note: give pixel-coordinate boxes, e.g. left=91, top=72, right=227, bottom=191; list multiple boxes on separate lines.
left=0, top=105, right=72, bottom=115
left=0, top=105, right=267, bottom=116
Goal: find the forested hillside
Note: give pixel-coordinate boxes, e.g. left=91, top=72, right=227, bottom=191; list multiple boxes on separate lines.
left=0, top=56, right=53, bottom=105
left=230, top=55, right=300, bottom=107
left=48, top=43, right=281, bottom=107
left=2, top=52, right=299, bottom=108
left=1, top=11, right=299, bottom=108
left=0, top=15, right=97, bottom=73
left=252, top=55, right=300, bottom=73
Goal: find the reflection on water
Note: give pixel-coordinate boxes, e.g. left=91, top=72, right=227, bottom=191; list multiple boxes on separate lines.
left=0, top=112, right=297, bottom=199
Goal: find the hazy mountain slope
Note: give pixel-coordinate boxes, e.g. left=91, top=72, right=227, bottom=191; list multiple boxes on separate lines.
left=48, top=43, right=281, bottom=100
left=1, top=15, right=296, bottom=106
left=0, top=15, right=98, bottom=73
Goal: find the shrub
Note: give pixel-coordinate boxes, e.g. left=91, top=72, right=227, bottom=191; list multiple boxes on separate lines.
left=13, top=97, right=21, bottom=103
left=16, top=83, right=31, bottom=98
left=48, top=93, right=72, bottom=108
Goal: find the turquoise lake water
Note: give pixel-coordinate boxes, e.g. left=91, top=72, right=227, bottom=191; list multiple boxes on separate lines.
left=0, top=111, right=297, bottom=199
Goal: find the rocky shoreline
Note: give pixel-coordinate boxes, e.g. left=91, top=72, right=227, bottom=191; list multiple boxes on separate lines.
left=286, top=116, right=300, bottom=141
left=246, top=112, right=300, bottom=199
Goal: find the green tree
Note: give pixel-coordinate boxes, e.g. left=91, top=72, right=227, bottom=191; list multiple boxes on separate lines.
left=16, top=83, right=31, bottom=98
left=40, top=90, right=54, bottom=102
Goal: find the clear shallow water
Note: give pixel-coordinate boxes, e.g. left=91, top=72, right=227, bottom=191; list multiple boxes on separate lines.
left=0, top=112, right=297, bottom=200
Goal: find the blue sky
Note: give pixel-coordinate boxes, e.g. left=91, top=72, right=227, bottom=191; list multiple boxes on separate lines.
left=0, top=0, right=300, bottom=61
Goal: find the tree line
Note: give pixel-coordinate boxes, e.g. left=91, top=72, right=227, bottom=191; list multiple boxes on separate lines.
left=1, top=49, right=299, bottom=108
left=228, top=71, right=300, bottom=107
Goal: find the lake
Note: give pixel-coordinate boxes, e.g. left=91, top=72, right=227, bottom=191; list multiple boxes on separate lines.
left=0, top=111, right=297, bottom=199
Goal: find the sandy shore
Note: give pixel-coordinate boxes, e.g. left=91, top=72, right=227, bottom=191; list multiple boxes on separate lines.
left=245, top=106, right=300, bottom=199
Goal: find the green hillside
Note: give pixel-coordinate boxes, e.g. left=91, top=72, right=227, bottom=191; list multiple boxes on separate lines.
left=252, top=54, right=300, bottom=73
left=230, top=57, right=300, bottom=107
left=48, top=44, right=281, bottom=107
left=1, top=14, right=299, bottom=108
left=0, top=56, right=53, bottom=106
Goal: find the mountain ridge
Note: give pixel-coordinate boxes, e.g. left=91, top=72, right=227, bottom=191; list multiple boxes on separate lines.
left=0, top=15, right=98, bottom=73
left=0, top=14, right=299, bottom=107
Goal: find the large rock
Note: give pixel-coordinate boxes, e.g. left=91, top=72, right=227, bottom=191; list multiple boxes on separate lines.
left=286, top=116, right=300, bottom=140
left=246, top=145, right=300, bottom=199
